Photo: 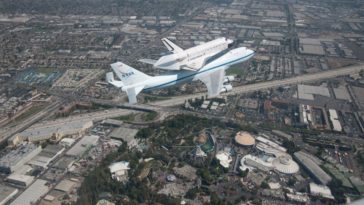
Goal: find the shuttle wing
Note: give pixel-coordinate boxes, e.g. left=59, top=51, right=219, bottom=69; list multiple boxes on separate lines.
left=139, top=59, right=157, bottom=65
left=197, top=68, right=225, bottom=97
left=161, top=38, right=183, bottom=54
left=185, top=59, right=205, bottom=71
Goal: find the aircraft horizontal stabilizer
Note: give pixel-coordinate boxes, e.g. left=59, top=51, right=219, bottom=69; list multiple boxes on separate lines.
left=139, top=59, right=157, bottom=65
left=106, top=72, right=124, bottom=88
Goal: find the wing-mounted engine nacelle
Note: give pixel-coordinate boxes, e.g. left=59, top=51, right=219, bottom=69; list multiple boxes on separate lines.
left=221, top=84, right=233, bottom=93
left=223, top=75, right=235, bottom=83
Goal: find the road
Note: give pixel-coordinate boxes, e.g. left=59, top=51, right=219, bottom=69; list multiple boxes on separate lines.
left=148, top=64, right=364, bottom=107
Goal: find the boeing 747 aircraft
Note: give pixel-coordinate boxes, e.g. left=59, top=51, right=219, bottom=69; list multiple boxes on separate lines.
left=139, top=37, right=233, bottom=71
left=107, top=46, right=254, bottom=104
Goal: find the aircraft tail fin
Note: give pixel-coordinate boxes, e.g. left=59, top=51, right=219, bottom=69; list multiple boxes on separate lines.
left=111, top=62, right=151, bottom=86
left=161, top=38, right=183, bottom=53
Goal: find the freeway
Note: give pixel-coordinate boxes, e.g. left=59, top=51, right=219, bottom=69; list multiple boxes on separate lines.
left=149, top=64, right=364, bottom=107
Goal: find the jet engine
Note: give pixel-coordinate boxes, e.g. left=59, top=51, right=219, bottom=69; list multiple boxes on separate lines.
left=221, top=84, right=233, bottom=93
left=223, top=75, right=235, bottom=83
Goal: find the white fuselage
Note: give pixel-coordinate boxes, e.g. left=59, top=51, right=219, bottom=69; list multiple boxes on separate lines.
left=154, top=37, right=233, bottom=70
left=121, top=47, right=254, bottom=92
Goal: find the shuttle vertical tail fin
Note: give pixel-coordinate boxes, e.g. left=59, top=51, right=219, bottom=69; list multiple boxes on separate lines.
left=161, top=38, right=184, bottom=53
left=111, top=62, right=151, bottom=86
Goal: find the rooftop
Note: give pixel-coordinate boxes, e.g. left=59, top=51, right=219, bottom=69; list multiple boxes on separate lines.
left=66, top=135, right=99, bottom=157
left=294, top=151, right=332, bottom=185
left=0, top=143, right=41, bottom=169
left=0, top=184, right=18, bottom=205
left=297, top=84, right=330, bottom=100
left=235, top=131, right=255, bottom=146
left=10, top=179, right=50, bottom=205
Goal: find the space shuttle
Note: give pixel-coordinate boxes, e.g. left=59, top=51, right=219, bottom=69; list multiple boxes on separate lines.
left=107, top=46, right=255, bottom=104
left=139, top=37, right=233, bottom=71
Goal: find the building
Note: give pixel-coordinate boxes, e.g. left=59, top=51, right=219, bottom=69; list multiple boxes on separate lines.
left=54, top=179, right=77, bottom=194
left=108, top=127, right=138, bottom=148
left=6, top=174, right=34, bottom=187
left=240, top=136, right=299, bottom=174
left=256, top=136, right=287, bottom=152
left=309, top=182, right=334, bottom=199
left=328, top=109, right=342, bottom=132
left=10, top=179, right=50, bottom=205
left=0, top=143, right=42, bottom=174
left=241, top=154, right=274, bottom=172
left=272, top=155, right=299, bottom=174
left=8, top=118, right=93, bottom=146
left=59, top=138, right=76, bottom=147
left=234, top=131, right=255, bottom=146
left=294, top=151, right=332, bottom=185
left=66, top=135, right=99, bottom=157
left=109, top=161, right=130, bottom=182
left=0, top=184, right=18, bottom=205
left=27, top=144, right=65, bottom=168
left=215, top=150, right=232, bottom=168
left=297, top=84, right=330, bottom=101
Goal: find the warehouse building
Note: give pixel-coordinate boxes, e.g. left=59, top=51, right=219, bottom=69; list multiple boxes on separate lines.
left=0, top=184, right=18, bottom=205
left=54, top=179, right=77, bottom=194
left=0, top=143, right=42, bottom=174
left=6, top=174, right=34, bottom=187
left=297, top=84, right=330, bottom=101
left=10, top=179, right=50, bottom=205
left=309, top=183, right=334, bottom=199
left=109, top=127, right=138, bottom=148
left=294, top=151, right=332, bottom=185
left=28, top=144, right=65, bottom=168
left=328, top=109, right=342, bottom=132
left=8, top=118, right=93, bottom=146
left=66, top=135, right=99, bottom=157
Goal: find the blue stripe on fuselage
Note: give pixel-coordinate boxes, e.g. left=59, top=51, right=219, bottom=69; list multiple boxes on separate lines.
left=144, top=52, right=254, bottom=91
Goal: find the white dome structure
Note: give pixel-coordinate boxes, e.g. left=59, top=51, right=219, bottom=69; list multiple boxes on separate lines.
left=272, top=155, right=299, bottom=174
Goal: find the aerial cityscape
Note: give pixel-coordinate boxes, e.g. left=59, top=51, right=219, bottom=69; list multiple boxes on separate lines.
left=0, top=0, right=364, bottom=204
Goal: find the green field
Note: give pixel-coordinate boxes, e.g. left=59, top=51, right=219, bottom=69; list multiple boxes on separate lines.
left=226, top=64, right=246, bottom=76
left=112, top=113, right=136, bottom=122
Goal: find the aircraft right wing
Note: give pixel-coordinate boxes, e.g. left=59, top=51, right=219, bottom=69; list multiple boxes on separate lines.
left=124, top=85, right=144, bottom=104
left=161, top=38, right=184, bottom=54
left=197, top=68, right=226, bottom=97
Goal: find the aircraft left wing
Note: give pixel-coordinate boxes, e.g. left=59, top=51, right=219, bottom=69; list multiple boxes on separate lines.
left=197, top=68, right=225, bottom=97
